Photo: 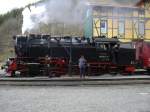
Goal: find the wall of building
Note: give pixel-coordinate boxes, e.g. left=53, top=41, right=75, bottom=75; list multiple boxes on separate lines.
left=84, top=4, right=150, bottom=42
left=145, top=4, right=150, bottom=40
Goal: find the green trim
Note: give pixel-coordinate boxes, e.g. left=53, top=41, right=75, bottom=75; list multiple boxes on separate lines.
left=84, top=8, right=93, bottom=38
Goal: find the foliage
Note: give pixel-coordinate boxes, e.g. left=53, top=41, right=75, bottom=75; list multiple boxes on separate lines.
left=0, top=8, right=23, bottom=61
left=0, top=8, right=23, bottom=26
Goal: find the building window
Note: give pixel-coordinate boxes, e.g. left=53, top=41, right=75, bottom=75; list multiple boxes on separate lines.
left=100, top=20, right=107, bottom=35
left=118, top=20, right=125, bottom=38
left=139, top=21, right=144, bottom=37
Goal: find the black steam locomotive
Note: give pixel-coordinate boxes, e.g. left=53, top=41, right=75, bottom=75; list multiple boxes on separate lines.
left=7, top=34, right=136, bottom=77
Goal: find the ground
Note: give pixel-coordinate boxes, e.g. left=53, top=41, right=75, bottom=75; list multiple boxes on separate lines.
left=0, top=85, right=150, bottom=112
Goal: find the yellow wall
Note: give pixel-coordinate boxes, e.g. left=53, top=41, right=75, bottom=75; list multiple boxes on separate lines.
left=92, top=5, right=150, bottom=41
left=93, top=18, right=100, bottom=37
left=145, top=8, right=150, bottom=39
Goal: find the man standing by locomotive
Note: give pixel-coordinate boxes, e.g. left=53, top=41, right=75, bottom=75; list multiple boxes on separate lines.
left=78, top=55, right=87, bottom=78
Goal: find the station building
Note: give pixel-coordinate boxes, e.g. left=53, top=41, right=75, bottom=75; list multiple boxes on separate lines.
left=84, top=0, right=150, bottom=42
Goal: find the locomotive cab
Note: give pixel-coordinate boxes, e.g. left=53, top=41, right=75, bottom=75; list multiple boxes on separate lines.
left=94, top=38, right=119, bottom=63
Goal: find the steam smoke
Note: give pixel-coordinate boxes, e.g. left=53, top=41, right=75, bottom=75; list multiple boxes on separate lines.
left=22, top=0, right=87, bottom=35
left=22, top=0, right=139, bottom=35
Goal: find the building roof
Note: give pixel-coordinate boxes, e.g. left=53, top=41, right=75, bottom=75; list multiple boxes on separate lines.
left=89, top=4, right=144, bottom=10
left=87, top=0, right=141, bottom=7
left=136, top=0, right=150, bottom=7
left=136, top=0, right=145, bottom=6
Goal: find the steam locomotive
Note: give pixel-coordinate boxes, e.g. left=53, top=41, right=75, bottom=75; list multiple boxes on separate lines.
left=5, top=34, right=150, bottom=77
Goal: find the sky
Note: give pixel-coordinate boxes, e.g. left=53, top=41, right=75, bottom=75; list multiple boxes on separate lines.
left=0, top=0, right=41, bottom=14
